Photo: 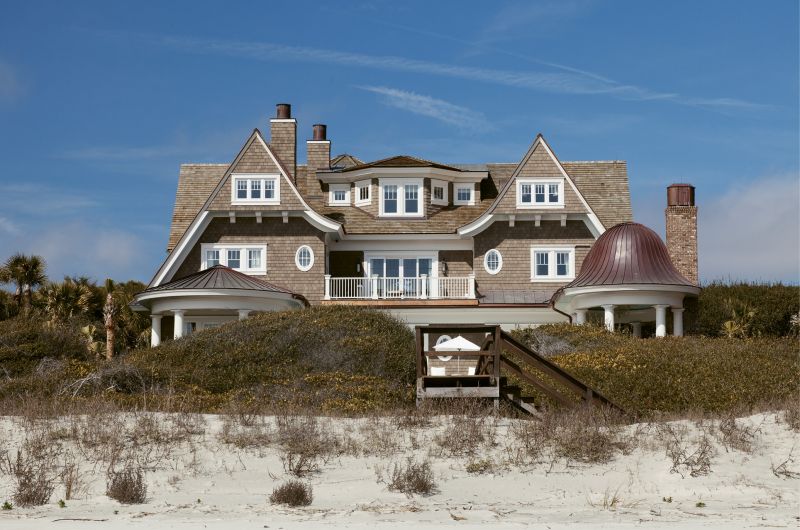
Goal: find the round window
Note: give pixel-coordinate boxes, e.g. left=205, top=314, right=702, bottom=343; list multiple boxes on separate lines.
left=484, top=249, right=502, bottom=275
left=295, top=245, right=314, bottom=271
left=435, top=335, right=453, bottom=362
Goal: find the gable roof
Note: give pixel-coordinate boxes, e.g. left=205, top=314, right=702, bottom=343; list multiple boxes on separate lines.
left=168, top=164, right=227, bottom=252
left=339, top=155, right=464, bottom=172
left=330, top=154, right=364, bottom=169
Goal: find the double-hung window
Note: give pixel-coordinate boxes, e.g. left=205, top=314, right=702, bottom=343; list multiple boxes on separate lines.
left=201, top=244, right=267, bottom=274
left=517, top=179, right=564, bottom=208
left=530, top=246, right=575, bottom=281
left=329, top=183, right=350, bottom=205
left=454, top=185, right=474, bottom=205
left=231, top=174, right=280, bottom=204
left=379, top=179, right=423, bottom=217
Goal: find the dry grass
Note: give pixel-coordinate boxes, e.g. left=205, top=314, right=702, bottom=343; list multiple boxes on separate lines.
left=106, top=466, right=147, bottom=504
left=659, top=423, right=715, bottom=478
left=379, top=458, right=437, bottom=496
left=269, top=480, right=313, bottom=506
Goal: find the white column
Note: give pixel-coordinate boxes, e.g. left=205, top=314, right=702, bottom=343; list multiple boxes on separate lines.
left=575, top=309, right=588, bottom=325
left=654, top=304, right=669, bottom=337
left=323, top=274, right=331, bottom=300
left=420, top=274, right=428, bottom=299
left=371, top=275, right=379, bottom=300
left=631, top=321, right=642, bottom=338
left=150, top=315, right=162, bottom=347
left=602, top=304, right=615, bottom=332
left=238, top=310, right=251, bottom=321
left=672, top=307, right=684, bottom=337
left=173, top=310, right=185, bottom=340
left=467, top=274, right=476, bottom=299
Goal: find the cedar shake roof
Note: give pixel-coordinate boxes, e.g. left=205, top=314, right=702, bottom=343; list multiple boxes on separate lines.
left=565, top=222, right=695, bottom=288
left=340, top=155, right=464, bottom=172
left=330, top=154, right=364, bottom=169
left=142, top=265, right=297, bottom=294
left=166, top=156, right=631, bottom=243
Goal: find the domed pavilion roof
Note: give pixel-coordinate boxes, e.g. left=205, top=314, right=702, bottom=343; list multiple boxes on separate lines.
left=566, top=222, right=695, bottom=289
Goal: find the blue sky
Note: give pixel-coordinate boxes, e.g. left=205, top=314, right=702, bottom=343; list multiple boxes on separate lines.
left=0, top=1, right=797, bottom=284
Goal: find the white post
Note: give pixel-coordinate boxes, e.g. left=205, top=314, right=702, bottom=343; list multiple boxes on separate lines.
left=654, top=304, right=668, bottom=337
left=420, top=274, right=428, bottom=299
left=238, top=310, right=251, bottom=321
left=150, top=315, right=162, bottom=347
left=173, top=310, right=185, bottom=340
left=672, top=307, right=684, bottom=337
left=575, top=309, right=588, bottom=325
left=371, top=275, right=379, bottom=300
left=602, top=304, right=615, bottom=332
left=323, top=274, right=331, bottom=300
left=631, top=321, right=642, bottom=338
left=467, top=274, right=476, bottom=299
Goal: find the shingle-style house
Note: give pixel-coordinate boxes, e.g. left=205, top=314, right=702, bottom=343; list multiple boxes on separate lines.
left=133, top=103, right=699, bottom=346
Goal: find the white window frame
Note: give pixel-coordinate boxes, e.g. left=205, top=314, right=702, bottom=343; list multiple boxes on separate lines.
left=231, top=174, right=280, bottom=205
left=483, top=249, right=503, bottom=275
left=201, top=243, right=267, bottom=274
left=454, top=184, right=475, bottom=206
left=378, top=178, right=424, bottom=217
left=431, top=179, right=448, bottom=206
left=295, top=245, right=315, bottom=272
left=530, top=246, right=575, bottom=281
left=328, top=183, right=351, bottom=206
left=355, top=180, right=371, bottom=206
left=517, top=178, right=565, bottom=209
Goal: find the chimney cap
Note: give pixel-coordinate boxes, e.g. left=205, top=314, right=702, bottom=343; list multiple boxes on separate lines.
left=275, top=103, right=291, bottom=119
left=312, top=124, right=327, bottom=141
left=667, top=183, right=695, bottom=207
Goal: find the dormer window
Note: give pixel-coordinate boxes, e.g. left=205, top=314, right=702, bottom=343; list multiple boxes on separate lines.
left=431, top=179, right=448, bottom=206
left=329, top=183, right=350, bottom=205
left=454, top=185, right=474, bottom=205
left=379, top=178, right=423, bottom=217
left=517, top=178, right=564, bottom=208
left=355, top=180, right=371, bottom=206
left=231, top=174, right=279, bottom=205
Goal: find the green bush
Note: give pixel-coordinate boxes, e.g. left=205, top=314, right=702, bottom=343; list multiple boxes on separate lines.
left=0, top=317, right=89, bottom=377
left=686, top=282, right=799, bottom=337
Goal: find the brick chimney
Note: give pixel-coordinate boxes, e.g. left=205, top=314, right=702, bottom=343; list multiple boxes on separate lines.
left=665, top=183, right=698, bottom=285
left=307, top=124, right=330, bottom=173
left=270, top=103, right=296, bottom=182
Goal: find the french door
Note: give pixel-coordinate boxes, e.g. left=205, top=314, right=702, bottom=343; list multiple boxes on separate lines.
left=368, top=257, right=433, bottom=298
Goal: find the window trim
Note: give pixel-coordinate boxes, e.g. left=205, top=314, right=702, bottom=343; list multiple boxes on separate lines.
left=328, top=183, right=351, bottom=206
left=453, top=184, right=475, bottom=206
left=201, top=243, right=267, bottom=274
left=516, top=178, right=565, bottom=209
left=529, top=246, right=575, bottom=281
left=230, top=174, right=280, bottom=205
left=378, top=178, right=424, bottom=217
left=355, top=179, right=371, bottom=206
left=431, top=179, right=448, bottom=206
left=483, top=249, right=503, bottom=275
left=295, top=245, right=315, bottom=272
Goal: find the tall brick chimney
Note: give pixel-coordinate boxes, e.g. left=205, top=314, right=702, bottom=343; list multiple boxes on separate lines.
left=307, top=124, right=331, bottom=172
left=270, top=103, right=296, bottom=182
left=665, top=183, right=698, bottom=285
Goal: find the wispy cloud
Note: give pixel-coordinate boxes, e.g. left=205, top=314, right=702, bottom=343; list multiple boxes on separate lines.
left=0, top=184, right=97, bottom=215
left=0, top=59, right=24, bottom=103
left=356, top=86, right=493, bottom=132
left=0, top=217, right=20, bottom=236
left=58, top=145, right=186, bottom=161
left=475, top=0, right=592, bottom=47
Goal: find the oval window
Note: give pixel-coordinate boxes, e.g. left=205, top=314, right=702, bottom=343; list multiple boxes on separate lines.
left=484, top=249, right=502, bottom=275
left=295, top=245, right=314, bottom=271
left=435, top=335, right=453, bottom=362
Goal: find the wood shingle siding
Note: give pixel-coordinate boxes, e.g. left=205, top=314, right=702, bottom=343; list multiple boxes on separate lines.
left=168, top=164, right=227, bottom=252
left=173, top=216, right=326, bottom=303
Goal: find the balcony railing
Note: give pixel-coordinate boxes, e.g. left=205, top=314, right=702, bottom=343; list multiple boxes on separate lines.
left=324, top=274, right=476, bottom=300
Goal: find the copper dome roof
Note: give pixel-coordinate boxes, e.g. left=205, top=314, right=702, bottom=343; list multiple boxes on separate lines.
left=566, top=222, right=695, bottom=288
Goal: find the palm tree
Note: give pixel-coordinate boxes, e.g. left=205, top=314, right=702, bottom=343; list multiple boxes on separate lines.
left=103, top=279, right=118, bottom=360
left=3, top=254, right=47, bottom=314
left=40, top=277, right=94, bottom=323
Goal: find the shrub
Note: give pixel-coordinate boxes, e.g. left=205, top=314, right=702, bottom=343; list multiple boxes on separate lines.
left=106, top=467, right=147, bottom=504
left=382, top=458, right=436, bottom=496
left=0, top=317, right=88, bottom=377
left=269, top=480, right=313, bottom=506
left=1, top=450, right=56, bottom=507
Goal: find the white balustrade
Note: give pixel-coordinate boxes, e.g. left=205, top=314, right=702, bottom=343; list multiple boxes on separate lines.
left=325, top=275, right=476, bottom=300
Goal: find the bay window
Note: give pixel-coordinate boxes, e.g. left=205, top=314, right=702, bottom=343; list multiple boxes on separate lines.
left=379, top=179, right=423, bottom=217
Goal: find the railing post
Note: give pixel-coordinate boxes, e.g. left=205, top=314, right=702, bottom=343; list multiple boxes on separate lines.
left=371, top=274, right=379, bottom=300
left=324, top=274, right=331, bottom=300
left=468, top=274, right=476, bottom=299
left=420, top=274, right=428, bottom=299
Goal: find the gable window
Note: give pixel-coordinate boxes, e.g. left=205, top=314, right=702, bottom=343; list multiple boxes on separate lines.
left=355, top=180, right=371, bottom=206
left=329, top=183, right=350, bottom=205
left=484, top=249, right=503, bottom=275
left=454, top=185, right=474, bottom=205
left=201, top=243, right=267, bottom=274
left=431, top=179, right=448, bottom=206
left=530, top=246, right=575, bottom=281
left=517, top=179, right=564, bottom=208
left=295, top=245, right=314, bottom=271
left=231, top=174, right=280, bottom=205
left=379, top=179, right=423, bottom=217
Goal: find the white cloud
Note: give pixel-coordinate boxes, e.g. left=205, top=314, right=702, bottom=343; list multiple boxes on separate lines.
left=0, top=217, right=20, bottom=235
left=144, top=34, right=765, bottom=112
left=58, top=145, right=186, bottom=161
left=0, top=59, right=23, bottom=103
left=0, top=184, right=97, bottom=215
left=355, top=86, right=493, bottom=132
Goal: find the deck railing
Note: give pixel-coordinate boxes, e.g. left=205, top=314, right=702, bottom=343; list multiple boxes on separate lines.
left=324, top=274, right=476, bottom=300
